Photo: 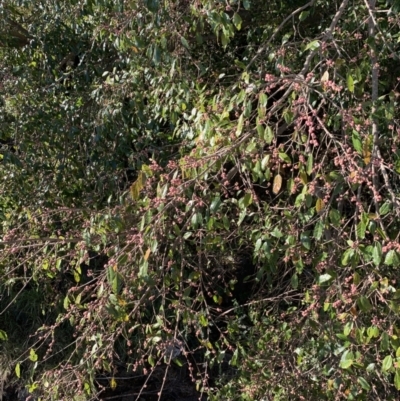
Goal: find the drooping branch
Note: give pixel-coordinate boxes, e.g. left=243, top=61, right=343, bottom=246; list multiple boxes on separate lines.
left=365, top=0, right=400, bottom=216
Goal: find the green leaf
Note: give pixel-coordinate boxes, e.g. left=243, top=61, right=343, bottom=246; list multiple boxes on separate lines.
left=238, top=209, right=246, bottom=226
left=344, top=321, right=353, bottom=336
left=199, top=314, right=208, bottom=327
left=152, top=45, right=161, bottom=65
left=305, top=40, right=320, bottom=51
left=180, top=36, right=190, bottom=49
left=73, top=269, right=81, bottom=283
left=260, top=155, right=270, bottom=171
left=299, top=11, right=310, bottom=21
left=382, top=355, right=393, bottom=372
left=236, top=113, right=244, bottom=136
left=395, top=369, right=400, bottom=390
left=173, top=358, right=183, bottom=367
left=256, top=124, right=264, bottom=139
left=264, top=126, right=274, bottom=144
left=381, top=331, right=390, bottom=351
left=15, top=363, right=20, bottom=378
left=357, top=295, right=372, bottom=312
left=379, top=202, right=391, bottom=215
left=357, top=376, right=371, bottom=391
left=232, top=13, right=242, bottom=30
left=291, top=273, right=298, bottom=289
left=112, top=273, right=124, bottom=295
left=347, top=74, right=355, bottom=93
left=139, top=260, right=148, bottom=277
left=341, top=248, right=354, bottom=266
left=329, top=209, right=341, bottom=226
left=306, top=154, right=313, bottom=175
left=367, top=326, right=380, bottom=338
left=352, top=130, right=362, bottom=153
left=300, top=232, right=311, bottom=250
left=230, top=349, right=238, bottom=366
left=75, top=292, right=82, bottom=305
left=341, top=350, right=354, bottom=361
left=241, top=193, right=252, bottom=208
left=356, top=220, right=366, bottom=240
left=148, top=355, right=155, bottom=367
left=313, top=220, right=324, bottom=240
left=63, top=295, right=70, bottom=310
left=0, top=330, right=8, bottom=341
left=210, top=197, right=222, bottom=213
left=222, top=215, right=230, bottom=230
left=29, top=348, right=38, bottom=362
left=146, top=0, right=159, bottom=12
left=366, top=363, right=376, bottom=372
left=259, top=93, right=268, bottom=107
left=373, top=243, right=382, bottom=266
left=279, top=152, right=291, bottom=164
left=191, top=212, right=202, bottom=228
left=221, top=31, right=229, bottom=47
left=340, top=359, right=353, bottom=369
left=384, top=249, right=400, bottom=266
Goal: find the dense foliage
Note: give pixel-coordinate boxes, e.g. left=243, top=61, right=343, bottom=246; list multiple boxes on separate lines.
left=2, top=0, right=400, bottom=400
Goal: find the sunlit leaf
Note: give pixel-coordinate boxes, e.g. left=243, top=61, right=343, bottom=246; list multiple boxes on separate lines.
left=110, top=377, right=117, bottom=390
left=373, top=243, right=382, bottom=266
left=272, top=174, right=282, bottom=194
left=340, top=359, right=353, bottom=369
left=341, top=248, right=354, bottom=266
left=356, top=220, right=366, bottom=240
left=316, top=198, right=324, bottom=213
left=130, top=170, right=146, bottom=200
left=321, top=70, right=329, bottom=91
left=305, top=40, right=320, bottom=51
left=265, top=126, right=274, bottom=144
left=318, top=273, right=332, bottom=284
left=299, top=10, right=310, bottom=21
left=29, top=348, right=38, bottom=362
left=259, top=93, right=268, bottom=107
left=279, top=152, right=291, bottom=164
left=347, top=74, right=354, bottom=93
left=15, top=363, right=20, bottom=378
left=384, top=249, right=400, bottom=266
left=382, top=355, right=393, bottom=372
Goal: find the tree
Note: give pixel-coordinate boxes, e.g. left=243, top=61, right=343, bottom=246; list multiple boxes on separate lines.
left=1, top=0, right=400, bottom=400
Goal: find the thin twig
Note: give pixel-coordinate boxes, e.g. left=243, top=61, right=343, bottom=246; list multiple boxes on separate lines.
left=245, top=0, right=316, bottom=72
